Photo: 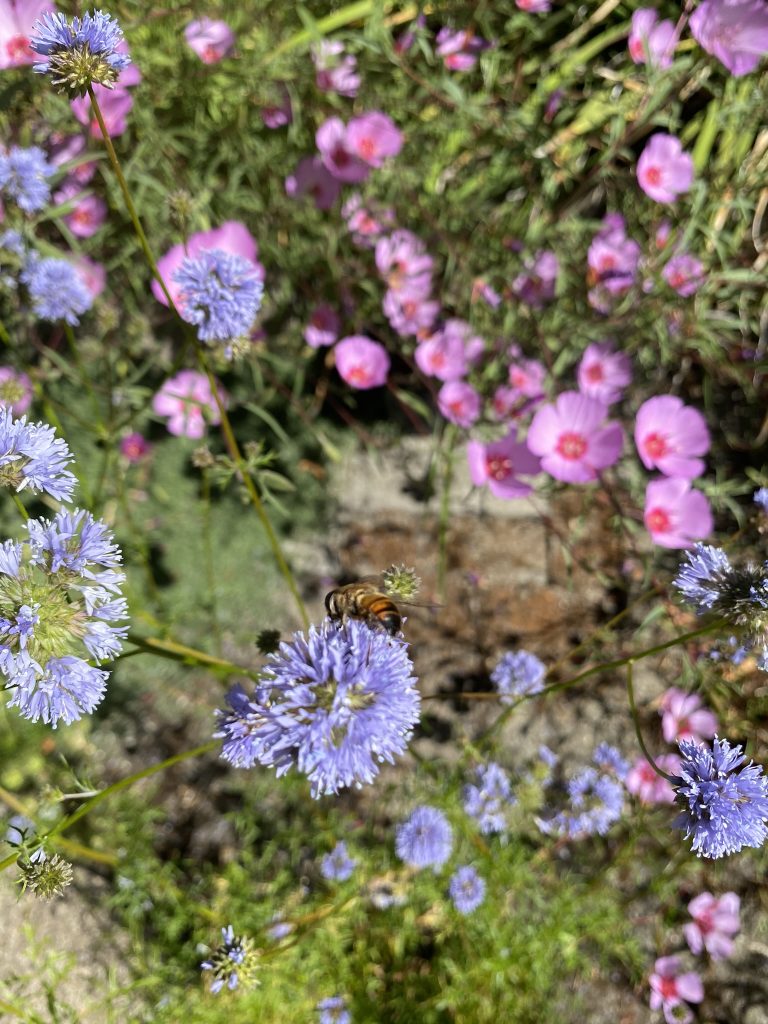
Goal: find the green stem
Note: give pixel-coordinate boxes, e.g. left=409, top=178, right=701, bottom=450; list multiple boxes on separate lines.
left=120, top=635, right=261, bottom=680
left=200, top=467, right=221, bottom=655
left=437, top=425, right=456, bottom=603
left=0, top=741, right=218, bottom=873
left=11, top=492, right=29, bottom=520
left=626, top=661, right=675, bottom=783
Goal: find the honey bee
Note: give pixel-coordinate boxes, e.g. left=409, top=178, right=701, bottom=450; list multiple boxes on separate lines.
left=324, top=579, right=402, bottom=636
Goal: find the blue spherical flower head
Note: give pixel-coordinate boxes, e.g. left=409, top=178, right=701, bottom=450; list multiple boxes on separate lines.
left=755, top=488, right=768, bottom=513
left=0, top=509, right=128, bottom=727
left=0, top=409, right=77, bottom=502
left=201, top=925, right=260, bottom=994
left=216, top=619, right=420, bottom=798
left=0, top=147, right=54, bottom=214
left=538, top=767, right=624, bottom=839
left=449, top=865, right=486, bottom=914
left=491, top=649, right=545, bottom=703
left=21, top=256, right=93, bottom=326
left=463, top=761, right=516, bottom=835
left=593, top=742, right=629, bottom=781
left=30, top=10, right=131, bottom=96
left=316, top=996, right=351, bottom=1024
left=396, top=805, right=453, bottom=870
left=173, top=249, right=264, bottom=355
left=320, top=841, right=357, bottom=882
left=675, top=736, right=768, bottom=859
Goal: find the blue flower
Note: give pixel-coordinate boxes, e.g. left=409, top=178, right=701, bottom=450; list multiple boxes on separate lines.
left=449, top=865, right=486, bottom=914
left=0, top=147, right=54, bottom=213
left=675, top=737, right=768, bottom=859
left=0, top=409, right=77, bottom=503
left=463, top=762, right=516, bottom=834
left=21, top=256, right=93, bottom=325
left=395, top=805, right=453, bottom=869
left=0, top=509, right=128, bottom=727
left=316, top=996, right=351, bottom=1024
left=490, top=649, right=545, bottom=703
left=320, top=841, right=357, bottom=882
left=593, top=743, right=629, bottom=781
left=755, top=488, right=768, bottom=513
left=201, top=925, right=260, bottom=994
left=174, top=249, right=263, bottom=351
left=0, top=231, right=26, bottom=258
left=215, top=619, right=420, bottom=798
left=538, top=766, right=624, bottom=839
left=30, top=10, right=131, bottom=96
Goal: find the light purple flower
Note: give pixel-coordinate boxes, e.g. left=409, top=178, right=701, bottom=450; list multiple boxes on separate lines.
left=467, top=431, right=541, bottom=499
left=471, top=278, right=502, bottom=307
left=184, top=17, right=234, bottom=63
left=507, top=357, right=546, bottom=399
left=628, top=9, right=676, bottom=68
left=637, top=133, right=694, bottom=203
left=662, top=253, right=705, bottom=296
left=635, top=395, right=710, bottom=478
left=320, top=841, right=357, bottom=882
left=0, top=0, right=56, bottom=69
left=437, top=381, right=481, bottom=428
left=304, top=304, right=340, bottom=349
left=690, top=0, right=768, bottom=77
left=343, top=193, right=395, bottom=247
left=335, top=336, right=390, bottom=390
left=312, top=39, right=360, bottom=97
left=625, top=755, right=680, bottom=804
left=491, top=649, right=545, bottom=701
left=659, top=687, right=718, bottom=745
left=396, top=805, right=453, bottom=869
left=527, top=391, right=623, bottom=483
left=449, top=865, right=486, bottom=914
left=516, top=0, right=551, bottom=11
left=511, top=250, right=559, bottom=307
left=577, top=343, right=631, bottom=405
left=119, top=432, right=150, bottom=463
left=644, top=478, right=713, bottom=548
left=0, top=367, right=32, bottom=415
left=375, top=230, right=433, bottom=296
left=383, top=288, right=440, bottom=338
left=415, top=320, right=484, bottom=381
left=649, top=957, right=704, bottom=1019
left=587, top=215, right=641, bottom=309
left=435, top=27, right=489, bottom=70
left=261, top=87, right=292, bottom=129
left=316, top=117, right=369, bottom=183
left=683, top=892, right=740, bottom=960
left=285, top=156, right=341, bottom=210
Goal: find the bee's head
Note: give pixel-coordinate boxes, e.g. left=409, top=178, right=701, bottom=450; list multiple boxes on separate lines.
left=324, top=591, right=337, bottom=617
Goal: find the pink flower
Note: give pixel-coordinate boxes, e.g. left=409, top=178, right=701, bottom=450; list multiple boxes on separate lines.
left=0, top=0, right=55, bottom=69
left=316, top=117, right=369, bottom=183
left=628, top=9, right=676, bottom=68
left=153, top=221, right=263, bottom=308
left=71, top=85, right=134, bottom=138
left=184, top=18, right=235, bottom=63
left=662, top=253, right=705, bottom=296
left=683, top=892, right=740, bottom=960
left=415, top=320, right=484, bottom=382
left=285, top=156, right=341, bottom=210
left=637, top=134, right=694, bottom=204
left=516, top=0, right=551, bottom=12
left=511, top=250, right=559, bottom=307
left=304, top=304, right=340, bottom=349
left=152, top=369, right=225, bottom=439
left=649, top=957, right=704, bottom=1018
left=644, top=478, right=713, bottom=548
left=375, top=230, right=433, bottom=296
left=625, top=755, right=680, bottom=804
left=312, top=40, right=360, bottom=97
left=527, top=392, right=623, bottom=483
left=508, top=357, right=546, bottom=399
left=577, top=343, right=631, bottom=405
left=120, top=432, right=151, bottom=462
left=690, top=0, right=768, bottom=77
left=346, top=112, right=403, bottom=168
left=587, top=216, right=641, bottom=310
left=261, top=88, right=292, bottom=129
left=467, top=431, right=541, bottom=499
left=471, top=278, right=502, bottom=307
left=383, top=288, right=439, bottom=338
left=635, top=396, right=710, bottom=478
left=492, top=385, right=532, bottom=421
left=335, top=336, right=390, bottom=390
left=0, top=366, right=32, bottom=415
left=437, top=381, right=481, bottom=427
left=343, top=193, right=395, bottom=248
left=435, top=27, right=489, bottom=70
left=71, top=255, right=106, bottom=297
left=64, top=192, right=107, bottom=238
left=659, top=687, right=718, bottom=744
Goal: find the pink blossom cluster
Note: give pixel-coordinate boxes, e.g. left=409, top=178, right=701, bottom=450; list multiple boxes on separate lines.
left=341, top=193, right=396, bottom=249
left=152, top=369, right=226, bottom=439
left=435, top=27, right=490, bottom=71
left=184, top=18, right=235, bottom=64
left=312, top=39, right=360, bottom=97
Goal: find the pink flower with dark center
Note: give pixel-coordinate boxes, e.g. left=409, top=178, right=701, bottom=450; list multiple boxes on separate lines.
left=635, top=396, right=710, bottom=478
left=316, top=117, right=370, bottom=183
left=511, top=250, right=559, bottom=307
left=312, top=40, right=360, bottom=97
left=285, top=156, right=341, bottom=210
left=690, top=0, right=768, bottom=77
left=516, top=0, right=551, bottom=12
left=63, top=192, right=107, bottom=238
left=152, top=369, right=225, bottom=439
left=637, top=133, right=694, bottom=204
left=415, top=320, right=484, bottom=381
left=437, top=380, right=481, bottom=428
left=304, top=304, right=340, bottom=349
left=628, top=8, right=676, bottom=68
left=649, top=957, right=704, bottom=1019
left=153, top=221, right=263, bottom=308
left=0, top=366, right=32, bottom=415
left=120, top=432, right=151, bottom=462
left=0, top=0, right=55, bottom=69
left=467, top=431, right=541, bottom=499
left=683, top=892, right=740, bottom=961
left=72, top=86, right=134, bottom=139
left=342, top=193, right=396, bottom=248
left=383, top=288, right=440, bottom=338
left=625, top=755, right=680, bottom=804
left=71, top=256, right=106, bottom=298
left=644, top=478, right=713, bottom=548
left=261, top=87, right=292, bottom=129
left=659, top=687, right=718, bottom=745
left=508, top=357, right=546, bottom=399
left=662, top=253, right=705, bottom=297
left=587, top=216, right=641, bottom=310
left=577, top=343, right=632, bottom=405
left=375, top=230, right=433, bottom=296
left=527, top=392, right=623, bottom=483
left=346, top=112, right=403, bottom=168
left=184, top=18, right=235, bottom=63
left=335, top=336, right=390, bottom=390
left=492, top=385, right=533, bottom=421
left=435, top=27, right=489, bottom=70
